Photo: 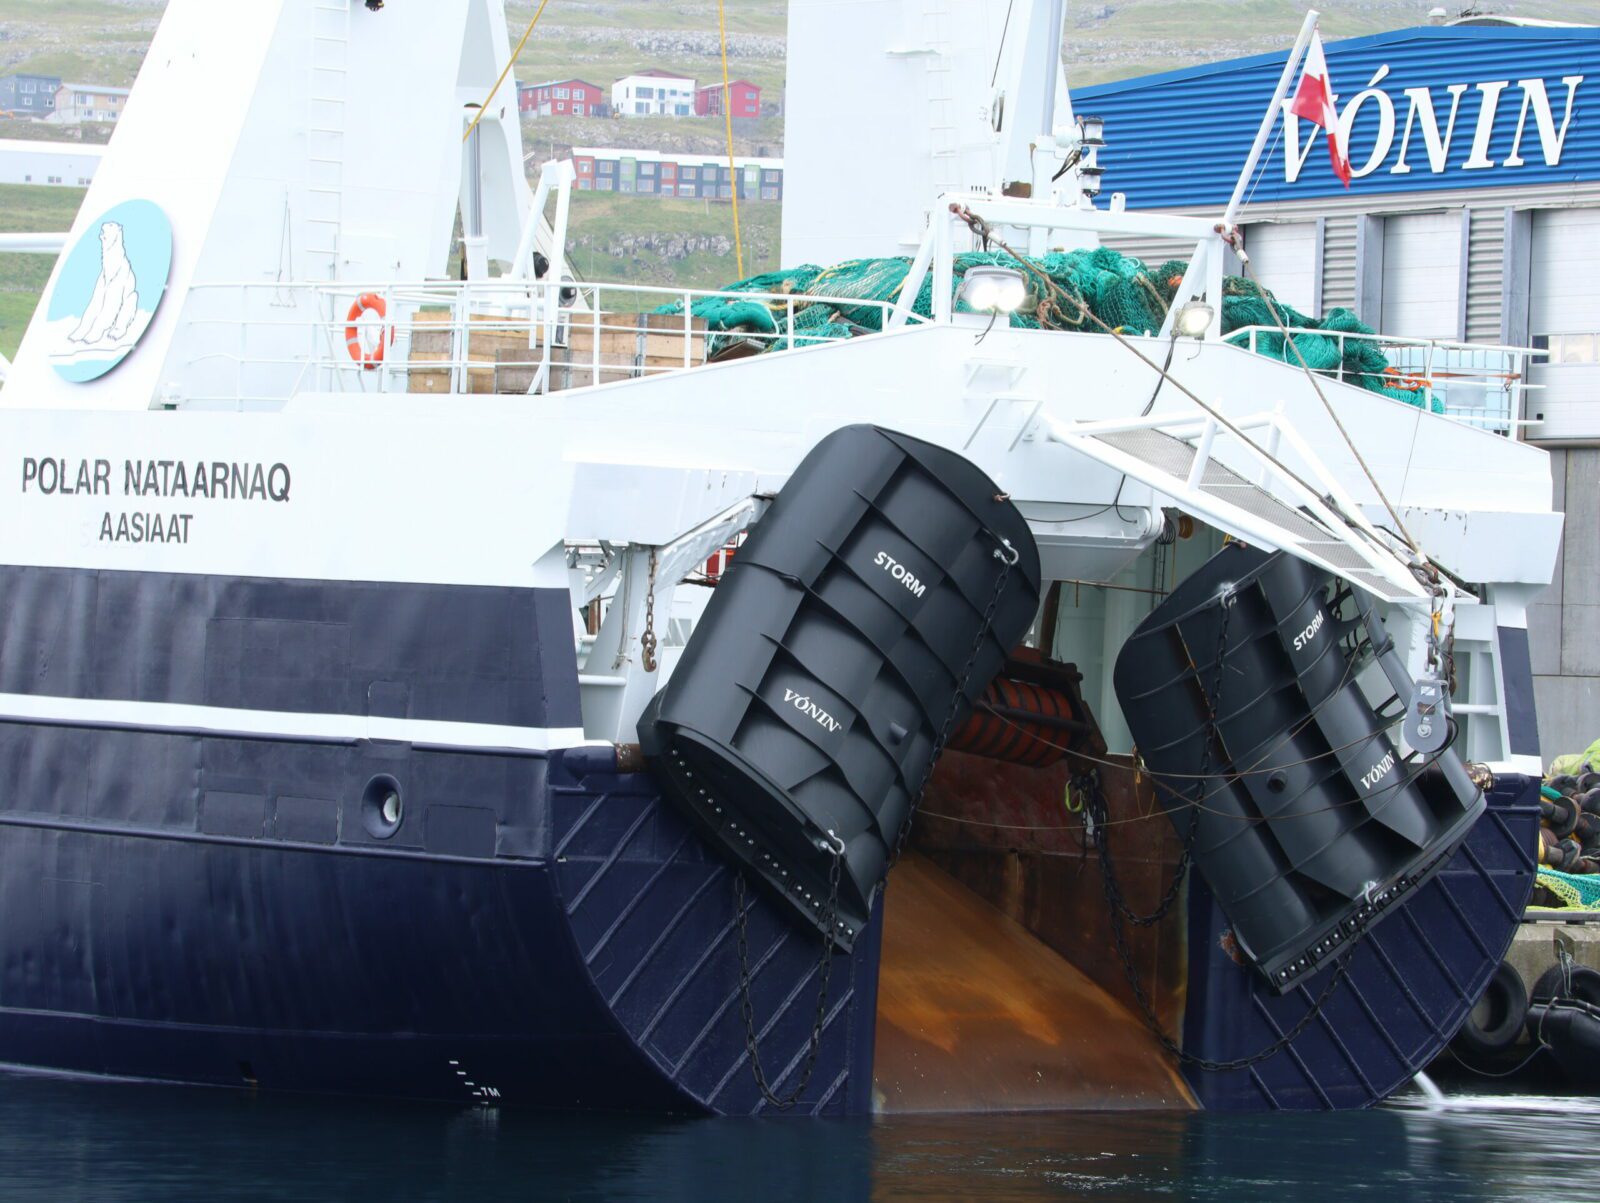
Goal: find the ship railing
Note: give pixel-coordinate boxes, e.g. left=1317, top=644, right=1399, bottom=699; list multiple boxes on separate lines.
left=177, top=279, right=925, bottom=405
left=1227, top=325, right=1544, bottom=437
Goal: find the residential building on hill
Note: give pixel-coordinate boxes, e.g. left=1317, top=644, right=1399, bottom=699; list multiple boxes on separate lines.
left=611, top=70, right=696, bottom=117
left=47, top=83, right=130, bottom=125
left=694, top=80, right=761, bottom=119
left=571, top=146, right=783, bottom=200
left=0, top=74, right=61, bottom=119
left=519, top=79, right=605, bottom=118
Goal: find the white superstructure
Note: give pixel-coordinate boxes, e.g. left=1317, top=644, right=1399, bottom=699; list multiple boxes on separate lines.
left=0, top=0, right=1563, bottom=781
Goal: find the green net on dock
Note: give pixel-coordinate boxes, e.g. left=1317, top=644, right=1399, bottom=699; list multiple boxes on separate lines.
left=1534, top=867, right=1600, bottom=911
left=660, top=247, right=1441, bottom=412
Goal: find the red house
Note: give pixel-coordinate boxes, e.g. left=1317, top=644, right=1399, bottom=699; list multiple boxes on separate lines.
left=518, top=78, right=605, bottom=118
left=694, top=80, right=760, bottom=119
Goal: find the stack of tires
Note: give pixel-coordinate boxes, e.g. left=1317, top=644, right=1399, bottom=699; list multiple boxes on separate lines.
left=1450, top=960, right=1600, bottom=1068
left=1537, top=768, right=1600, bottom=875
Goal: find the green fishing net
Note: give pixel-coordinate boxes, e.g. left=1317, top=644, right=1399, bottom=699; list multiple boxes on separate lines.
left=659, top=247, right=1442, bottom=412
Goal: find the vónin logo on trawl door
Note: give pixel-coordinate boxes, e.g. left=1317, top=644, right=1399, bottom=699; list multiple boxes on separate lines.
left=46, top=199, right=173, bottom=383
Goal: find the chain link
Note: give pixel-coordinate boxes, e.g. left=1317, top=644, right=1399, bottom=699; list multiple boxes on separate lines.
left=734, top=835, right=844, bottom=1111
left=1092, top=591, right=1233, bottom=929
left=731, top=529, right=1020, bottom=1108
left=640, top=548, right=659, bottom=673
left=1087, top=588, right=1349, bottom=1071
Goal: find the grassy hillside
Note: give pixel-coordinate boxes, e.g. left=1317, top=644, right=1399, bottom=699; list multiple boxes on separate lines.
left=523, top=114, right=785, bottom=165
left=8, top=0, right=1600, bottom=96
left=1065, top=0, right=1600, bottom=84
left=562, top=190, right=779, bottom=296
left=0, top=184, right=83, bottom=360
left=506, top=0, right=787, bottom=97
left=0, top=0, right=162, bottom=87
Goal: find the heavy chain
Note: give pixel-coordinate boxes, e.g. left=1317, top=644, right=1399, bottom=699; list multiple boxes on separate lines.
left=733, top=834, right=844, bottom=1111
left=1094, top=595, right=1233, bottom=929
left=1089, top=589, right=1349, bottom=1071
left=890, top=535, right=1020, bottom=867
left=730, top=530, right=1018, bottom=1107
left=640, top=549, right=659, bottom=673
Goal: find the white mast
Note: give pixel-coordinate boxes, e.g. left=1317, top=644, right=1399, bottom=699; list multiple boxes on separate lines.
left=781, top=0, right=1079, bottom=266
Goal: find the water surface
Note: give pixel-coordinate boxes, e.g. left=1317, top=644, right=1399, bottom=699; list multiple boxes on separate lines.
left=0, top=1071, right=1594, bottom=1201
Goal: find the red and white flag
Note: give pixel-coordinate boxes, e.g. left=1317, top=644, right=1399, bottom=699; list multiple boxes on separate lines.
left=1288, top=29, right=1352, bottom=188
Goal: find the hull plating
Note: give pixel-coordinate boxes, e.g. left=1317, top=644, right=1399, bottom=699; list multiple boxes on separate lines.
left=0, top=565, right=879, bottom=1113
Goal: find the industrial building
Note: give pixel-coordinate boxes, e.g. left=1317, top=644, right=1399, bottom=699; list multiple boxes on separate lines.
left=0, top=138, right=105, bottom=187
left=1076, top=20, right=1600, bottom=757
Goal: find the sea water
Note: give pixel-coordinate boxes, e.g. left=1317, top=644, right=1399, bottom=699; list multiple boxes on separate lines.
left=0, top=1070, right=1596, bottom=1201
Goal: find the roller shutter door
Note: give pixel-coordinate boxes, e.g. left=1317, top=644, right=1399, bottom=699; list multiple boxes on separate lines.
left=1381, top=211, right=1463, bottom=339
left=1465, top=208, right=1505, bottom=345
left=1529, top=208, right=1600, bottom=440
left=1321, top=215, right=1357, bottom=313
left=1243, top=222, right=1318, bottom=315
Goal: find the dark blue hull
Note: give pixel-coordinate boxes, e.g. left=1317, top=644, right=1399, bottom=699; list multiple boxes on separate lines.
left=1181, top=773, right=1539, bottom=1108
left=0, top=564, right=1537, bottom=1114
left=0, top=566, right=878, bottom=1114
left=0, top=740, right=880, bottom=1114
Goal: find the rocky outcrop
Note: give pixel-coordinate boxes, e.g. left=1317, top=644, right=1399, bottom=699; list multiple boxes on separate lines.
left=571, top=227, right=779, bottom=265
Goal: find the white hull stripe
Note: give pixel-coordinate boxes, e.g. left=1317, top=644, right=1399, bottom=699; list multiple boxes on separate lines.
left=0, top=692, right=596, bottom=756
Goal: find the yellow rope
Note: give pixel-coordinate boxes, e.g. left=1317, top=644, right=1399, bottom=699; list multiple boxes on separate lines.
left=464, top=0, right=553, bottom=143
left=717, top=0, right=745, bottom=278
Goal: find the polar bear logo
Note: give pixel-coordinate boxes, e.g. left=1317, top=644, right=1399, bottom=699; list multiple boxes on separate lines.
left=67, top=221, right=141, bottom=346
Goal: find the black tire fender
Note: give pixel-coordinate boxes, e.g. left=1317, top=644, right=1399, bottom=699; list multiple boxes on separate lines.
left=1531, top=964, right=1600, bottom=1008
left=1454, top=960, right=1529, bottom=1057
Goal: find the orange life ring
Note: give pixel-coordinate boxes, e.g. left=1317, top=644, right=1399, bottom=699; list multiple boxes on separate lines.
left=345, top=293, right=392, bottom=369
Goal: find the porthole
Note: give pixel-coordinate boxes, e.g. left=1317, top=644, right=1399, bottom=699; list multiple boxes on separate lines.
left=362, top=775, right=404, bottom=839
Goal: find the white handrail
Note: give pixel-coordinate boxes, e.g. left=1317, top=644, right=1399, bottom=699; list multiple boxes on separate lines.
left=1228, top=323, right=1537, bottom=434
left=0, top=232, right=69, bottom=253
left=173, top=277, right=931, bottom=404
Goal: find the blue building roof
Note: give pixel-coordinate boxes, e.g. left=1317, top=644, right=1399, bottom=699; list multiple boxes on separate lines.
left=1073, top=25, right=1600, bottom=209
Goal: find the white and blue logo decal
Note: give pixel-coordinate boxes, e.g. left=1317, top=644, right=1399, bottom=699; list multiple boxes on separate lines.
left=47, top=199, right=172, bottom=383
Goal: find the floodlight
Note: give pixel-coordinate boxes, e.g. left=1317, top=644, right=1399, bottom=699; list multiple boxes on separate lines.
left=959, top=266, right=1028, bottom=314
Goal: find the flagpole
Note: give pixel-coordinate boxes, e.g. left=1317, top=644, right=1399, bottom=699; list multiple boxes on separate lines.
left=1221, top=8, right=1321, bottom=229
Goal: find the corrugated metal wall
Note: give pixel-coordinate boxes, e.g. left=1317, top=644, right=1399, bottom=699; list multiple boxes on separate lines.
left=1466, top=208, right=1505, bottom=344
left=1073, top=26, right=1600, bottom=210
left=1098, top=235, right=1197, bottom=272
left=1321, top=215, right=1358, bottom=314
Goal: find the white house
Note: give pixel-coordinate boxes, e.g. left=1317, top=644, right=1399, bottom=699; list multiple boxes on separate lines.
left=46, top=83, right=131, bottom=125
left=0, top=138, right=106, bottom=187
left=610, top=69, right=696, bottom=118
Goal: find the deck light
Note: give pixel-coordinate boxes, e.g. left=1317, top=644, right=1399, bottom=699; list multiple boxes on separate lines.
left=1176, top=299, right=1215, bottom=339
left=959, top=266, right=1028, bottom=315
left=1077, top=115, right=1105, bottom=147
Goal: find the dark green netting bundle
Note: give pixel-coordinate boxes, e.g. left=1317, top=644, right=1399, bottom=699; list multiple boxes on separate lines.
left=658, top=247, right=1441, bottom=412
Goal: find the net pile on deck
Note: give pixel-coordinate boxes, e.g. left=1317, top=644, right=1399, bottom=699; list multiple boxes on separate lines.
left=659, top=248, right=1440, bottom=411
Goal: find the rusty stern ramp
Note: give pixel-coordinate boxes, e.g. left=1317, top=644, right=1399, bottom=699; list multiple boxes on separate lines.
left=873, top=853, right=1197, bottom=1113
